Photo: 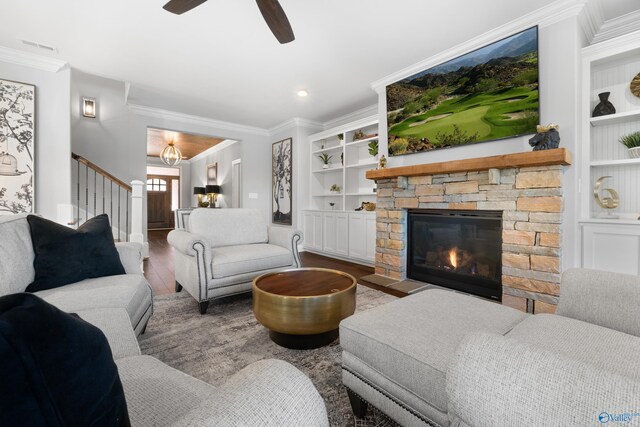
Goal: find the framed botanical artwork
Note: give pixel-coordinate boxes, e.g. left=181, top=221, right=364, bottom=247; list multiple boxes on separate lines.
left=0, top=79, right=35, bottom=214
left=207, top=162, right=217, bottom=185
left=272, top=137, right=292, bottom=225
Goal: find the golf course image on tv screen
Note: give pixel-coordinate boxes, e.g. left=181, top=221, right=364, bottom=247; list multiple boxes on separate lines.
left=386, top=27, right=539, bottom=156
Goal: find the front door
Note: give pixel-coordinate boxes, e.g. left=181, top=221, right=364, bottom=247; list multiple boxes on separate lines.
left=147, top=175, right=174, bottom=229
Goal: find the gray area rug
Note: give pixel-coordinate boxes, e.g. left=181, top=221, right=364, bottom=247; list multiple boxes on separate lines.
left=139, top=285, right=399, bottom=427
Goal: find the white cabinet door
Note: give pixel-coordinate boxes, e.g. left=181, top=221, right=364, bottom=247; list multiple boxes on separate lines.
left=582, top=224, right=640, bottom=275
left=335, top=213, right=349, bottom=256
left=302, top=212, right=314, bottom=250
left=349, top=213, right=365, bottom=259
left=323, top=212, right=337, bottom=253
left=312, top=211, right=323, bottom=251
left=365, top=214, right=376, bottom=262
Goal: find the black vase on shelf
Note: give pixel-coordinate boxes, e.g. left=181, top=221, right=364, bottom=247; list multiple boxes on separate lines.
left=592, top=92, right=616, bottom=117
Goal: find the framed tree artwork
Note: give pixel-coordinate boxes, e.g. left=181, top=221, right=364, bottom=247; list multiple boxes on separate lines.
left=272, top=137, right=292, bottom=225
left=0, top=79, right=35, bottom=214
left=207, top=162, right=217, bottom=185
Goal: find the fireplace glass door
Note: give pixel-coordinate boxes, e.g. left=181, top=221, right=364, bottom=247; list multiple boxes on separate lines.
left=408, top=209, right=502, bottom=301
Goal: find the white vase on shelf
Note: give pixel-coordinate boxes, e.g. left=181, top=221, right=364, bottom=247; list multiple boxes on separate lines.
left=628, top=147, right=640, bottom=159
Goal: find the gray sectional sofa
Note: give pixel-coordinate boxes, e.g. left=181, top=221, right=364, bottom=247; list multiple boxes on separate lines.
left=1, top=214, right=329, bottom=426
left=341, top=268, right=640, bottom=427
left=168, top=208, right=303, bottom=314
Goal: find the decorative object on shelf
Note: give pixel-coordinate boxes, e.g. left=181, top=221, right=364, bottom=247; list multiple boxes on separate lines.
left=330, top=184, right=341, bottom=193
left=160, top=139, right=183, bottom=166
left=363, top=202, right=376, bottom=211
left=386, top=26, right=539, bottom=156
left=205, top=184, right=221, bottom=208
left=592, top=92, right=616, bottom=117
left=0, top=79, right=35, bottom=214
left=207, top=162, right=217, bottom=185
left=528, top=124, right=560, bottom=151
left=193, top=187, right=208, bottom=207
left=378, top=155, right=387, bottom=169
left=82, top=97, right=96, bottom=118
left=272, top=137, right=292, bottom=225
left=318, top=152, right=332, bottom=169
left=341, top=152, right=344, bottom=166
left=329, top=202, right=335, bottom=210
left=353, top=130, right=365, bottom=141
left=593, top=176, right=619, bottom=217
left=337, top=134, right=343, bottom=141
left=320, top=139, right=326, bottom=149
left=619, top=131, right=640, bottom=158
left=630, top=73, right=640, bottom=98
left=368, top=140, right=378, bottom=157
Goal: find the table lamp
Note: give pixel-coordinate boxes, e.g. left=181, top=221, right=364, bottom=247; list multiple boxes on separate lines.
left=193, top=187, right=207, bottom=207
left=205, top=185, right=221, bottom=208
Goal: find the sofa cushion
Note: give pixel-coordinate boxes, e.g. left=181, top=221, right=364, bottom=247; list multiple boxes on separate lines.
left=26, top=214, right=125, bottom=292
left=0, top=214, right=34, bottom=295
left=211, top=244, right=292, bottom=279
left=506, top=313, right=640, bottom=381
left=0, top=293, right=130, bottom=427
left=76, top=308, right=141, bottom=360
left=35, top=274, right=151, bottom=330
left=340, top=289, right=528, bottom=413
left=189, top=208, right=268, bottom=248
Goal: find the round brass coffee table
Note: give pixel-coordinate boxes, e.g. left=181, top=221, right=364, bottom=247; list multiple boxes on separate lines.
left=252, top=268, right=357, bottom=349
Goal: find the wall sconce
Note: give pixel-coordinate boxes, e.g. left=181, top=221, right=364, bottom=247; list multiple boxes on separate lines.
left=82, top=97, right=96, bottom=118
left=205, top=185, right=221, bottom=208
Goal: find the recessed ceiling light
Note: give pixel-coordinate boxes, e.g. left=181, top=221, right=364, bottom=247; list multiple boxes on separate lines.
left=297, top=90, right=308, bottom=97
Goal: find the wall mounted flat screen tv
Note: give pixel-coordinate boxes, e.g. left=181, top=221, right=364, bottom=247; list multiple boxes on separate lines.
left=386, top=26, right=539, bottom=156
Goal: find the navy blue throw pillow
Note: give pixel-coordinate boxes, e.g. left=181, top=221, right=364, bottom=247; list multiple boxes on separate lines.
left=26, top=214, right=125, bottom=292
left=0, top=293, right=130, bottom=426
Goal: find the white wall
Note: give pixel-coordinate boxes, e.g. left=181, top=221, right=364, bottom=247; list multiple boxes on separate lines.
left=189, top=141, right=242, bottom=208
left=0, top=60, right=71, bottom=222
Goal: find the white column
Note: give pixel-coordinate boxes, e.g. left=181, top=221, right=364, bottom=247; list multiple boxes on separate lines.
left=130, top=180, right=147, bottom=257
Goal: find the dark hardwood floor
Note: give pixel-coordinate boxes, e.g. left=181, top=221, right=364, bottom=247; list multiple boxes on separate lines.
left=144, top=229, right=402, bottom=297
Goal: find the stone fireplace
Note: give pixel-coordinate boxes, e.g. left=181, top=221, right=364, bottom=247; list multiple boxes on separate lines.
left=368, top=149, right=571, bottom=314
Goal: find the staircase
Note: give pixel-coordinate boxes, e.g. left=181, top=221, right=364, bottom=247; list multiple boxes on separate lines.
left=71, top=153, right=144, bottom=246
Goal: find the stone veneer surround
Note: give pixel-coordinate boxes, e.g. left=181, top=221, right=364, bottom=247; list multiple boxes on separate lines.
left=374, top=165, right=564, bottom=314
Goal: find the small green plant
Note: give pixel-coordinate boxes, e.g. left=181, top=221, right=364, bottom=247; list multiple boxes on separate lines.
left=368, top=140, right=378, bottom=157
left=619, top=131, right=640, bottom=149
left=337, top=134, right=344, bottom=141
left=330, top=184, right=341, bottom=192
left=318, top=153, right=332, bottom=164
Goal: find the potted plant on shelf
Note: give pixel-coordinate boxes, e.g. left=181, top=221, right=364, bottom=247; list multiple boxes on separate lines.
left=619, top=131, right=640, bottom=158
left=318, top=153, right=332, bottom=169
left=337, top=134, right=344, bottom=142
left=368, top=140, right=378, bottom=158
left=330, top=184, right=341, bottom=193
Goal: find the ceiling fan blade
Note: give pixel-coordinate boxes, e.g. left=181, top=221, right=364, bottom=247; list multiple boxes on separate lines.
left=163, top=0, right=208, bottom=15
left=255, top=0, right=295, bottom=44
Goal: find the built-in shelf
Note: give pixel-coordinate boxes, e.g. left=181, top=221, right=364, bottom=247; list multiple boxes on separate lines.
left=345, top=135, right=379, bottom=146
left=579, top=218, right=640, bottom=226
left=311, top=145, right=343, bottom=155
left=312, top=193, right=343, bottom=197
left=346, top=192, right=377, bottom=196
left=345, top=160, right=378, bottom=169
left=590, top=158, right=640, bottom=167
left=312, top=167, right=343, bottom=174
left=589, top=110, right=640, bottom=127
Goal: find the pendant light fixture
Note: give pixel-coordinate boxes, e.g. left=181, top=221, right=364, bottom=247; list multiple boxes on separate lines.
left=160, top=139, right=183, bottom=166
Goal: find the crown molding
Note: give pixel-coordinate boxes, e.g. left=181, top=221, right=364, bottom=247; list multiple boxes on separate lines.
left=592, top=9, right=640, bottom=45
left=268, top=117, right=323, bottom=135
left=322, top=104, right=378, bottom=129
left=578, top=0, right=604, bottom=43
left=127, top=104, right=269, bottom=136
left=0, top=46, right=67, bottom=72
left=371, top=0, right=587, bottom=91
left=188, top=139, right=239, bottom=163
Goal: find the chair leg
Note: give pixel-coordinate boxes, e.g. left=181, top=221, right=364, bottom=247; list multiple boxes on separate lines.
left=175, top=281, right=183, bottom=292
left=199, top=300, right=210, bottom=315
left=346, top=388, right=368, bottom=419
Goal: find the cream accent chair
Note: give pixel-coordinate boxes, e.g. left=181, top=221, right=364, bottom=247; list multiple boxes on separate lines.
left=168, top=208, right=302, bottom=314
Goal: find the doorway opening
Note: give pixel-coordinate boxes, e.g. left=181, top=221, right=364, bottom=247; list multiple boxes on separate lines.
left=147, top=166, right=180, bottom=230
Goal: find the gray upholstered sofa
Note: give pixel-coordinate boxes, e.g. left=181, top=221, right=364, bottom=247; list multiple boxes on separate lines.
left=0, top=214, right=153, bottom=335
left=340, top=268, right=640, bottom=427
left=0, top=214, right=329, bottom=426
left=168, top=208, right=302, bottom=314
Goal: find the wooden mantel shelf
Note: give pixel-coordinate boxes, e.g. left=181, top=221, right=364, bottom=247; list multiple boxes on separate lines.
left=366, top=148, right=572, bottom=180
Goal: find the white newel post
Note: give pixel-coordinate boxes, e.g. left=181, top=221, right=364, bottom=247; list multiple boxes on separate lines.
left=130, top=180, right=148, bottom=258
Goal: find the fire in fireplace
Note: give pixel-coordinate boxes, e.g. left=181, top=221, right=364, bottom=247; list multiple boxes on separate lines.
left=407, top=209, right=502, bottom=301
